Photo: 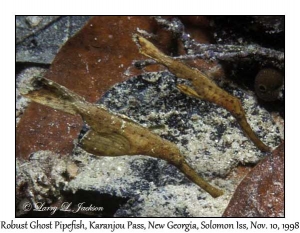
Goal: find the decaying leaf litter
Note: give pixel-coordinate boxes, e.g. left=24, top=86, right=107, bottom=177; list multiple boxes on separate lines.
left=19, top=19, right=283, bottom=200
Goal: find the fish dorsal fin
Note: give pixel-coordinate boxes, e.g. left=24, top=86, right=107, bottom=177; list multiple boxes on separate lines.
left=79, top=129, right=131, bottom=156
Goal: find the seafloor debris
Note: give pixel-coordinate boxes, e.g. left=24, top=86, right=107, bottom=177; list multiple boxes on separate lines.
left=16, top=16, right=284, bottom=217
left=20, top=76, right=223, bottom=198
left=134, top=35, right=271, bottom=152
left=152, top=16, right=284, bottom=69
left=16, top=151, right=69, bottom=216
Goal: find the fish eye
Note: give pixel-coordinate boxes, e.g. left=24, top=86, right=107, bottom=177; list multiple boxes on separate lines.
left=258, top=84, right=267, bottom=93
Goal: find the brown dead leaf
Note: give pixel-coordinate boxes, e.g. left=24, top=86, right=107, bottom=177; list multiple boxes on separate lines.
left=223, top=142, right=284, bottom=217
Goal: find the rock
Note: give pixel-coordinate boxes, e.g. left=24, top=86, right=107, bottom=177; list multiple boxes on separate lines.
left=25, top=16, right=44, bottom=28
left=223, top=142, right=284, bottom=217
left=16, top=16, right=91, bottom=64
left=16, top=16, right=59, bottom=44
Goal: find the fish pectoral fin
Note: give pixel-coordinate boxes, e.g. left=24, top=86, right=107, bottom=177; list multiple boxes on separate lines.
left=177, top=84, right=203, bottom=99
left=79, top=130, right=131, bottom=156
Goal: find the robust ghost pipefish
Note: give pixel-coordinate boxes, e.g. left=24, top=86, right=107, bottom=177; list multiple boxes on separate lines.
left=134, top=34, right=271, bottom=152
left=20, top=76, right=224, bottom=198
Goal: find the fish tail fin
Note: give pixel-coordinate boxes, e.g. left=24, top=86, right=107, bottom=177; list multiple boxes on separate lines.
left=20, top=76, right=86, bottom=115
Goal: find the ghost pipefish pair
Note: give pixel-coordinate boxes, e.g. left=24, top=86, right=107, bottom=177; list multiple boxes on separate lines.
left=134, top=34, right=271, bottom=153
left=20, top=76, right=224, bottom=198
